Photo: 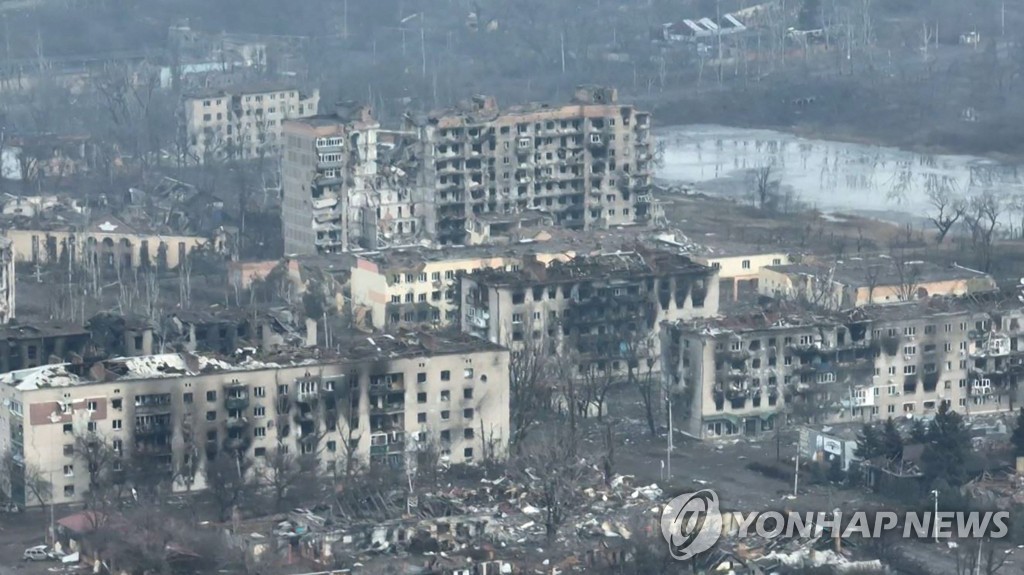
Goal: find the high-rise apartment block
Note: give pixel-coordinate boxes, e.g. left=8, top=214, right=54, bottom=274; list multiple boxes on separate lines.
left=281, top=86, right=654, bottom=255
left=407, top=86, right=654, bottom=245
left=281, top=103, right=383, bottom=255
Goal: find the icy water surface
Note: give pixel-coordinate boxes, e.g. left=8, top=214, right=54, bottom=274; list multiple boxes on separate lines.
left=656, top=125, right=1024, bottom=220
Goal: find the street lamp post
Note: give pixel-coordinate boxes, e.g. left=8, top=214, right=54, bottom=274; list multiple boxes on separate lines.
left=931, top=489, right=940, bottom=544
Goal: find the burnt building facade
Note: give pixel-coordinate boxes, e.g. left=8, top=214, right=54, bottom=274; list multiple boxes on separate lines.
left=407, top=86, right=655, bottom=245
left=662, top=299, right=1011, bottom=439
left=0, top=331, right=509, bottom=506
left=461, top=249, right=719, bottom=375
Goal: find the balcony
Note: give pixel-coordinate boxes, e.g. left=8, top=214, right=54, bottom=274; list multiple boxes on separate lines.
left=315, top=142, right=344, bottom=153
left=134, top=441, right=172, bottom=456
left=317, top=158, right=344, bottom=170
left=315, top=173, right=344, bottom=187
left=370, top=402, right=404, bottom=415
left=225, top=392, right=250, bottom=411
left=135, top=423, right=172, bottom=436
left=296, top=390, right=320, bottom=404
left=226, top=417, right=249, bottom=430
left=134, top=394, right=172, bottom=413
left=369, top=375, right=404, bottom=393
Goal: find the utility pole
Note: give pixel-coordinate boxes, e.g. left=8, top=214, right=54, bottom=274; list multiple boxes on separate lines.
left=716, top=0, right=724, bottom=85
left=666, top=389, right=673, bottom=479
left=420, top=26, right=426, bottom=78
left=560, top=31, right=566, bottom=75
left=975, top=539, right=983, bottom=575
left=793, top=447, right=800, bottom=496
left=48, top=471, right=55, bottom=544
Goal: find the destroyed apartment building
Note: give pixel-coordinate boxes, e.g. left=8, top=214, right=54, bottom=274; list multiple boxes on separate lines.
left=318, top=225, right=656, bottom=330
left=404, top=85, right=655, bottom=245
left=1, top=195, right=231, bottom=270
left=0, top=320, right=90, bottom=373
left=87, top=307, right=301, bottom=358
left=661, top=297, right=1017, bottom=439
left=0, top=331, right=509, bottom=506
left=281, top=85, right=656, bottom=255
left=280, top=101, right=411, bottom=253
left=180, top=82, right=321, bottom=164
left=461, top=248, right=720, bottom=375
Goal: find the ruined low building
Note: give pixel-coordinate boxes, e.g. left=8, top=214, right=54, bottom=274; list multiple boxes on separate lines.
left=685, top=242, right=794, bottom=302
left=2, top=207, right=227, bottom=271
left=461, top=248, right=719, bottom=375
left=0, top=320, right=90, bottom=373
left=0, top=133, right=102, bottom=182
left=350, top=244, right=571, bottom=331
left=87, top=313, right=157, bottom=357
left=758, top=257, right=997, bottom=310
left=464, top=211, right=555, bottom=246
left=0, top=331, right=509, bottom=506
left=662, top=298, right=1012, bottom=439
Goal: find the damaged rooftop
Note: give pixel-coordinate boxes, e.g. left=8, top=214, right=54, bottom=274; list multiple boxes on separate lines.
left=353, top=227, right=672, bottom=270
left=467, top=249, right=712, bottom=286
left=767, top=256, right=995, bottom=288
left=671, top=294, right=1007, bottom=334
left=0, top=330, right=502, bottom=391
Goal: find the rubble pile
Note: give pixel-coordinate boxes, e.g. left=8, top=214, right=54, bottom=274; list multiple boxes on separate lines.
left=238, top=473, right=674, bottom=573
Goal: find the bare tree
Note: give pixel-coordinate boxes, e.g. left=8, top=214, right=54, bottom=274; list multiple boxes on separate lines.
left=751, top=164, right=779, bottom=210
left=262, top=441, right=319, bottom=512
left=511, top=424, right=589, bottom=542
left=204, top=451, right=257, bottom=522
left=953, top=538, right=1010, bottom=575
left=889, top=245, right=923, bottom=302
left=411, top=428, right=444, bottom=486
left=925, top=184, right=966, bottom=243
left=73, top=431, right=121, bottom=504
left=624, top=331, right=659, bottom=437
left=963, top=190, right=1002, bottom=272
left=333, top=386, right=363, bottom=481
left=2, top=453, right=52, bottom=508
left=506, top=323, right=554, bottom=451
left=579, top=362, right=616, bottom=423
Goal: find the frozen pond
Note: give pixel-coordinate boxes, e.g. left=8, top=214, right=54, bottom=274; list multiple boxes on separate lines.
left=656, top=125, right=1024, bottom=222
